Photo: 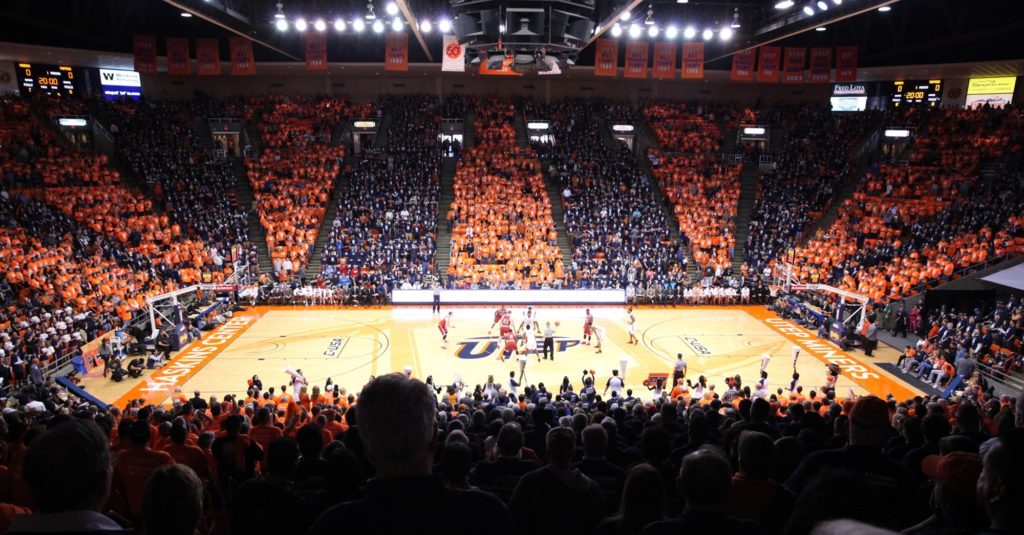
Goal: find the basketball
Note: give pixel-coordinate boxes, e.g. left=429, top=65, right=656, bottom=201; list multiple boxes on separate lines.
left=555, top=321, right=560, bottom=326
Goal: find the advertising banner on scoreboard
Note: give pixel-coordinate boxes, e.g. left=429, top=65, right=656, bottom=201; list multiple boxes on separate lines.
left=229, top=37, right=256, bottom=75
left=305, top=33, right=328, bottom=71
left=809, top=47, right=832, bottom=83
left=441, top=35, right=465, bottom=72
left=196, top=38, right=221, bottom=76
left=652, top=42, right=676, bottom=79
left=98, top=69, right=142, bottom=101
left=681, top=43, right=704, bottom=79
left=594, top=39, right=619, bottom=77
left=132, top=35, right=158, bottom=74
left=782, top=47, right=806, bottom=83
left=835, top=46, right=858, bottom=82
left=623, top=41, right=649, bottom=79
left=757, top=46, right=781, bottom=83
left=730, top=49, right=755, bottom=82
left=165, top=38, right=190, bottom=76
left=385, top=32, right=409, bottom=71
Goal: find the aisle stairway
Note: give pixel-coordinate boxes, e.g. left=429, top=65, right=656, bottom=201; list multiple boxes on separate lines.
left=232, top=159, right=273, bottom=274
left=434, top=157, right=458, bottom=278
left=514, top=113, right=528, bottom=149
left=464, top=111, right=476, bottom=148
left=731, top=163, right=760, bottom=273
left=538, top=162, right=572, bottom=274
left=306, top=156, right=356, bottom=276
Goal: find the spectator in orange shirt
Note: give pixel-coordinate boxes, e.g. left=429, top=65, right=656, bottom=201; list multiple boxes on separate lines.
left=111, top=420, right=176, bottom=520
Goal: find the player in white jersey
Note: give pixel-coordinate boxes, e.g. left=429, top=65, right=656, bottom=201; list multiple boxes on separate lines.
left=791, top=345, right=801, bottom=372
left=625, top=307, right=638, bottom=345
left=523, top=321, right=539, bottom=362
left=592, top=324, right=606, bottom=354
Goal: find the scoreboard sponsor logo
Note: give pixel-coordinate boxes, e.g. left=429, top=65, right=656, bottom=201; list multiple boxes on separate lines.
left=99, top=69, right=142, bottom=87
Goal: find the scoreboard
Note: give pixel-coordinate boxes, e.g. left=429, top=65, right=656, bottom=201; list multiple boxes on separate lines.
left=18, top=63, right=82, bottom=96
left=891, top=80, right=942, bottom=108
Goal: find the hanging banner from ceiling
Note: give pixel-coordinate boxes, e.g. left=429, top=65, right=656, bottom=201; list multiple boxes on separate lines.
left=782, top=47, right=806, bottom=84
left=385, top=32, right=409, bottom=71
left=757, top=46, right=781, bottom=83
left=809, top=47, right=832, bottom=83
left=442, top=35, right=465, bottom=72
left=594, top=39, right=619, bottom=77
left=196, top=38, right=221, bottom=76
left=165, top=38, right=190, bottom=76
left=132, top=35, right=158, bottom=74
left=652, top=42, right=676, bottom=79
left=730, top=48, right=755, bottom=82
left=229, top=37, right=256, bottom=75
left=681, top=43, right=704, bottom=79
left=305, top=32, right=328, bottom=71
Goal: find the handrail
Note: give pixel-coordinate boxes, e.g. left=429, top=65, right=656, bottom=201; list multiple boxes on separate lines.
left=975, top=360, right=1024, bottom=394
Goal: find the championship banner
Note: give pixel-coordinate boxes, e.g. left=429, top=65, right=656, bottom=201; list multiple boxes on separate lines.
left=782, top=47, right=806, bottom=84
left=441, top=35, right=465, bottom=72
left=229, top=37, right=256, bottom=76
left=757, top=46, right=781, bottom=83
left=835, top=46, right=858, bottom=82
left=305, top=32, right=328, bottom=71
left=623, top=41, right=649, bottom=79
left=165, top=38, right=190, bottom=76
left=594, top=39, right=619, bottom=77
left=132, top=35, right=158, bottom=74
left=681, top=43, right=704, bottom=79
left=809, top=47, right=832, bottom=83
left=730, top=49, right=755, bottom=82
left=652, top=42, right=676, bottom=79
left=196, top=38, right=221, bottom=76
left=385, top=32, right=409, bottom=71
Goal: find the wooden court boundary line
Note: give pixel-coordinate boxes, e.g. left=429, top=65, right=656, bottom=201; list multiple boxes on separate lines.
left=745, top=307, right=923, bottom=400
left=110, top=311, right=262, bottom=408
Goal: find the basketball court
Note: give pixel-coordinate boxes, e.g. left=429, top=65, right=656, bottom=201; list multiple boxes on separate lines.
left=81, top=305, right=924, bottom=408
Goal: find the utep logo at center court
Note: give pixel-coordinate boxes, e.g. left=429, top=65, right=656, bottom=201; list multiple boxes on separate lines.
left=454, top=336, right=581, bottom=360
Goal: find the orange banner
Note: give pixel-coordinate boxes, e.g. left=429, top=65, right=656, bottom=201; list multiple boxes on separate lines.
left=623, top=41, right=649, bottom=79
left=385, top=32, right=409, bottom=71
left=681, top=43, right=704, bottom=79
left=782, top=47, right=806, bottom=84
left=594, top=39, right=619, bottom=77
left=196, top=38, right=221, bottom=76
left=757, top=46, right=781, bottom=83
left=165, top=38, right=190, bottom=76
left=730, top=49, right=755, bottom=82
left=132, top=35, right=158, bottom=74
left=835, top=46, right=858, bottom=82
left=305, top=32, right=328, bottom=71
left=652, top=42, right=676, bottom=79
left=229, top=37, right=256, bottom=76
left=809, top=47, right=832, bottom=83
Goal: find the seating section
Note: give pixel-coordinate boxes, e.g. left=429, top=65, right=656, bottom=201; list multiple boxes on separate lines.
left=546, top=98, right=681, bottom=289
left=245, top=96, right=358, bottom=279
left=447, top=98, right=564, bottom=288
left=786, top=107, right=1024, bottom=301
left=643, top=101, right=742, bottom=273
left=320, top=95, right=440, bottom=289
left=744, top=106, right=879, bottom=274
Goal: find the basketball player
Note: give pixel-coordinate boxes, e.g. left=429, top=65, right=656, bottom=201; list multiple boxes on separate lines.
left=438, top=312, right=453, bottom=349
left=592, top=324, right=606, bottom=354
left=519, top=306, right=538, bottom=333
left=582, top=309, right=594, bottom=345
left=497, top=309, right=514, bottom=337
left=488, top=305, right=507, bottom=335
left=625, top=307, right=638, bottom=345
left=498, top=331, right=517, bottom=362
left=516, top=349, right=528, bottom=382
left=523, top=320, right=540, bottom=362
left=791, top=345, right=801, bottom=373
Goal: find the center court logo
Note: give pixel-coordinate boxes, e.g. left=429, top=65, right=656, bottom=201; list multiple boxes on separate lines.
left=454, top=336, right=581, bottom=360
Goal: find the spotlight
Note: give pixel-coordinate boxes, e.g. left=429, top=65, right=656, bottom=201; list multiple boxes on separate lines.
left=385, top=2, right=398, bottom=16
left=180, top=12, right=192, bottom=18
left=803, top=5, right=815, bottom=15
left=620, top=11, right=631, bottom=21
left=878, top=5, right=892, bottom=12
left=832, top=0, right=842, bottom=4
left=373, top=20, right=385, bottom=33
left=648, top=25, right=658, bottom=37
left=391, top=18, right=403, bottom=32
left=275, top=18, right=289, bottom=31
left=702, top=28, right=713, bottom=40
left=815, top=26, right=826, bottom=31
left=628, top=23, right=642, bottom=39
left=438, top=19, right=451, bottom=32
left=353, top=19, right=366, bottom=32
left=683, top=26, right=696, bottom=39
left=295, top=17, right=308, bottom=32
left=775, top=0, right=795, bottom=8
left=334, top=18, right=346, bottom=32
left=720, top=27, right=733, bottom=40
left=817, top=1, right=829, bottom=10
left=420, top=20, right=431, bottom=33
left=665, top=25, right=678, bottom=39
left=499, top=24, right=505, bottom=34
left=611, top=22, right=623, bottom=37
left=314, top=19, right=327, bottom=32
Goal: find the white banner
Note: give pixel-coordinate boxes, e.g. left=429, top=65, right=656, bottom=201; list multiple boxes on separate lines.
left=442, top=35, right=465, bottom=72
left=392, top=289, right=625, bottom=305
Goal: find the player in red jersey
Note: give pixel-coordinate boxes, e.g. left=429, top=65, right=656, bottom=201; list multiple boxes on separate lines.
left=498, top=311, right=513, bottom=337
left=583, top=309, right=594, bottom=345
left=488, top=305, right=507, bottom=334
left=498, top=331, right=518, bottom=361
left=439, top=312, right=453, bottom=349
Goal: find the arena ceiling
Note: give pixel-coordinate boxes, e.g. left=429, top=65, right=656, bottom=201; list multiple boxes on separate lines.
left=0, top=0, right=1022, bottom=71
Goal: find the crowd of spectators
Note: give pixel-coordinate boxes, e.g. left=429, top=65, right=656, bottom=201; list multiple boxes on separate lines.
left=544, top=98, right=682, bottom=290
left=447, top=98, right=564, bottom=288
left=785, top=107, right=1024, bottom=302
left=643, top=101, right=743, bottom=275
left=744, top=106, right=880, bottom=275
left=320, top=95, right=440, bottom=294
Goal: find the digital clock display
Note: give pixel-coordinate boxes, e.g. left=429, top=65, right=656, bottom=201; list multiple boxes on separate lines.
left=891, top=80, right=942, bottom=108
left=17, top=63, right=80, bottom=96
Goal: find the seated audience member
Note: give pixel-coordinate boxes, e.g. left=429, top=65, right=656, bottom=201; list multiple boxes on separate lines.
left=595, top=464, right=666, bottom=535
left=141, top=464, right=205, bottom=535
left=232, top=438, right=311, bottom=535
